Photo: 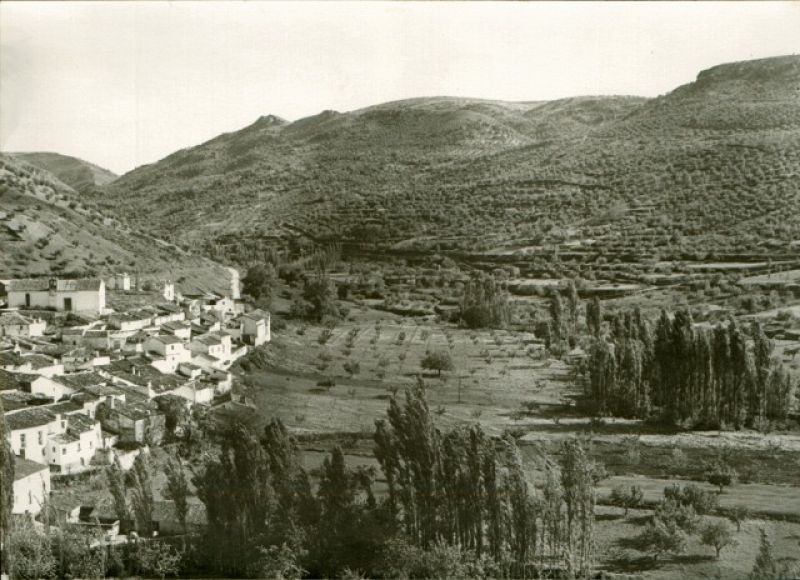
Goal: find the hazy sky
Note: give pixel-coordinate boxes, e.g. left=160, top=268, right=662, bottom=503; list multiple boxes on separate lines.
left=1, top=1, right=799, bottom=175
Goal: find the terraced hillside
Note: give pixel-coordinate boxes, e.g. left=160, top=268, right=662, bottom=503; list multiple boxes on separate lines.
left=0, top=154, right=231, bottom=292
left=11, top=151, right=117, bottom=192
left=103, top=55, right=800, bottom=262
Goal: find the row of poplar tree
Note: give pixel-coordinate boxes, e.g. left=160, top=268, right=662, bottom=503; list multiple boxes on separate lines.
left=191, top=386, right=601, bottom=579
left=585, top=306, right=795, bottom=429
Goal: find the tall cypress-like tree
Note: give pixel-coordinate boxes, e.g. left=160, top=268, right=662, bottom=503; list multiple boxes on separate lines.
left=0, top=399, right=14, bottom=576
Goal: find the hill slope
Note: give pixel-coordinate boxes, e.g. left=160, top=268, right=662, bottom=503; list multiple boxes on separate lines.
left=11, top=151, right=118, bottom=191
left=0, top=154, right=231, bottom=293
left=103, top=55, right=800, bottom=261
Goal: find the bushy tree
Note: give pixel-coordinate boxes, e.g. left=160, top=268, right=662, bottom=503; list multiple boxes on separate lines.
left=421, top=350, right=454, bottom=377
left=707, top=463, right=736, bottom=494
left=135, top=539, right=182, bottom=579
left=728, top=505, right=750, bottom=532
left=700, top=520, right=736, bottom=559
left=636, top=516, right=686, bottom=563
left=610, top=484, right=644, bottom=517
left=8, top=517, right=57, bottom=580
left=242, top=263, right=277, bottom=307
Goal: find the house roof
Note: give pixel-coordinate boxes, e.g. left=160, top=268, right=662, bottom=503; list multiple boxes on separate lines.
left=1, top=389, right=46, bottom=412
left=243, top=309, right=270, bottom=321
left=56, top=372, right=106, bottom=390
left=0, top=312, right=34, bottom=326
left=8, top=278, right=103, bottom=292
left=22, top=354, right=58, bottom=369
left=162, top=321, right=190, bottom=332
left=110, top=399, right=154, bottom=420
left=0, top=351, right=27, bottom=367
left=5, top=407, right=57, bottom=431
left=0, top=368, right=31, bottom=390
left=67, top=413, right=97, bottom=435
left=14, top=457, right=49, bottom=480
left=45, top=400, right=84, bottom=415
left=194, top=334, right=222, bottom=346
left=149, top=334, right=184, bottom=345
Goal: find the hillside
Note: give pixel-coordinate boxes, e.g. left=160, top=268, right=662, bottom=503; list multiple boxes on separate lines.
left=0, top=154, right=231, bottom=293
left=11, top=151, right=117, bottom=191
left=103, top=55, right=800, bottom=263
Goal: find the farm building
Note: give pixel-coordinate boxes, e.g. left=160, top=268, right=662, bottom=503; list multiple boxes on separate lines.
left=7, top=278, right=106, bottom=314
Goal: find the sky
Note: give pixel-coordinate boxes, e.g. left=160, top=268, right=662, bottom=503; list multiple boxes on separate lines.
left=1, top=2, right=799, bottom=175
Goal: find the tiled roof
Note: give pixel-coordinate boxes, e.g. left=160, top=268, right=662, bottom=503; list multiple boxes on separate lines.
left=162, top=321, right=190, bottom=332
left=45, top=400, right=84, bottom=415
left=0, top=368, right=28, bottom=390
left=8, top=278, right=103, bottom=292
left=14, top=457, right=49, bottom=480
left=0, top=351, right=26, bottom=367
left=149, top=334, right=184, bottom=345
left=22, top=354, right=58, bottom=369
left=56, top=372, right=106, bottom=390
left=1, top=389, right=43, bottom=411
left=5, top=407, right=57, bottom=431
left=0, top=312, right=33, bottom=326
left=243, top=309, right=270, bottom=321
left=67, top=413, right=97, bottom=434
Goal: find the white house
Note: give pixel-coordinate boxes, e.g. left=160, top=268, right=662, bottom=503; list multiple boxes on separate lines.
left=21, top=353, right=64, bottom=378
left=7, top=278, right=106, bottom=314
left=161, top=281, right=176, bottom=302
left=190, top=332, right=232, bottom=360
left=27, top=374, right=75, bottom=401
left=0, top=311, right=47, bottom=338
left=145, top=335, right=192, bottom=373
left=172, top=380, right=216, bottom=405
left=5, top=407, right=65, bottom=462
left=109, top=311, right=152, bottom=332
left=109, top=273, right=131, bottom=291
left=47, top=413, right=103, bottom=474
left=12, top=457, right=51, bottom=515
left=242, top=309, right=271, bottom=346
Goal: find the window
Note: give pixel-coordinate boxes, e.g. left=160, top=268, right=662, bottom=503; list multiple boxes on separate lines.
left=63, top=297, right=73, bottom=311
left=38, top=431, right=43, bottom=445
left=62, top=448, right=66, bottom=455
left=28, top=491, right=32, bottom=504
left=25, top=293, right=31, bottom=307
left=20, top=434, right=26, bottom=448
left=78, top=443, right=81, bottom=451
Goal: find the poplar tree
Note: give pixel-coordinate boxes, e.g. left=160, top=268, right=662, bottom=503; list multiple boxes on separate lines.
left=0, top=399, right=14, bottom=576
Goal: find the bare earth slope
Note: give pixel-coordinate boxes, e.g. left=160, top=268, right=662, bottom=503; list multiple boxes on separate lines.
left=11, top=151, right=118, bottom=191
left=0, top=154, right=231, bottom=292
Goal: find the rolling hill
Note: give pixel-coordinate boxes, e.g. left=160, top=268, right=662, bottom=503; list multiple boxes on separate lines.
left=11, top=151, right=118, bottom=192
left=0, top=154, right=231, bottom=293
left=101, top=55, right=800, bottom=263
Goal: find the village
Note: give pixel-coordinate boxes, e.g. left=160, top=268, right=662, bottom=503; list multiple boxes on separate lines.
left=0, top=271, right=270, bottom=536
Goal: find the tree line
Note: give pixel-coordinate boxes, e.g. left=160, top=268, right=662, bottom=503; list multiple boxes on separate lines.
left=585, top=306, right=796, bottom=429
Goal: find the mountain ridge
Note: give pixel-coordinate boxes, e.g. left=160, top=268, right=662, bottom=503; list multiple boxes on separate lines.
left=95, top=54, right=800, bottom=263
